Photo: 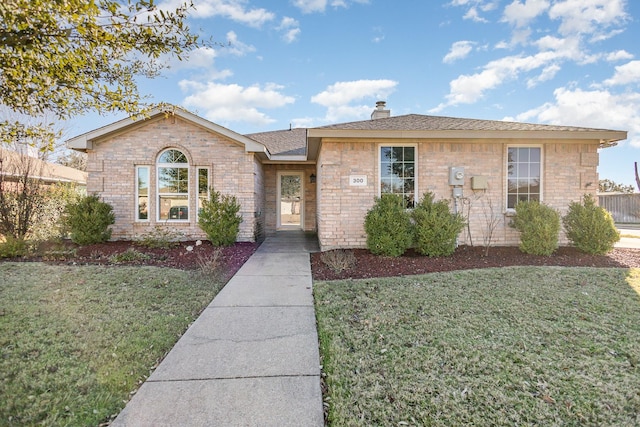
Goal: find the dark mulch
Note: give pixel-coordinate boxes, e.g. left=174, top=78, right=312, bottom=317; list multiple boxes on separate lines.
left=311, top=246, right=640, bottom=281
left=4, top=240, right=259, bottom=279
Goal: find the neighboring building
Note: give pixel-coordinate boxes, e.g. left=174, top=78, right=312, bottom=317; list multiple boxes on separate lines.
left=66, top=103, right=626, bottom=250
left=0, top=148, right=87, bottom=191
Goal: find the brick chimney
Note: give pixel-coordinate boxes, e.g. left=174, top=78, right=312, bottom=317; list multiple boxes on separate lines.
left=371, top=101, right=390, bottom=120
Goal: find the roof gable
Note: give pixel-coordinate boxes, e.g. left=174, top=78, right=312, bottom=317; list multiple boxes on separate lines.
left=67, top=109, right=268, bottom=154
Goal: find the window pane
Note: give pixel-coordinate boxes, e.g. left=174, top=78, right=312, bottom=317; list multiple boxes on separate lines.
left=381, top=147, right=392, bottom=161
left=159, top=195, right=189, bottom=220
left=137, top=167, right=149, bottom=220
left=159, top=149, right=187, bottom=164
left=530, top=148, right=541, bottom=162
left=530, top=163, right=540, bottom=178
left=403, top=164, right=415, bottom=178
left=380, top=145, right=416, bottom=207
left=159, top=167, right=188, bottom=194
left=506, top=147, right=542, bottom=209
left=198, top=168, right=209, bottom=196
left=381, top=162, right=392, bottom=177
left=177, top=168, right=189, bottom=193
left=404, top=147, right=415, bottom=162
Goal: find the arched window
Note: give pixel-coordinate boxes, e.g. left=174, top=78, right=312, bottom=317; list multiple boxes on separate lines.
left=157, top=149, right=189, bottom=220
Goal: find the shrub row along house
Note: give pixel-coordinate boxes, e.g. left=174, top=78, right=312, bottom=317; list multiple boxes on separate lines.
left=66, top=102, right=627, bottom=250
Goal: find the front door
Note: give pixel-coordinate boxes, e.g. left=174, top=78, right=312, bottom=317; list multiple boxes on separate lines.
left=277, top=172, right=303, bottom=229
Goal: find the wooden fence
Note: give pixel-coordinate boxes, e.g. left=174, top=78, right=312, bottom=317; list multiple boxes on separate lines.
left=599, top=194, right=640, bottom=224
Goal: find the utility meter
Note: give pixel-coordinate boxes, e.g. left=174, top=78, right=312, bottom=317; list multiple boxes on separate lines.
left=449, top=167, right=465, bottom=186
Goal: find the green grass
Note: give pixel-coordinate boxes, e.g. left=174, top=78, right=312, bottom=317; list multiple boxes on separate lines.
left=0, top=263, right=223, bottom=426
left=315, top=267, right=640, bottom=426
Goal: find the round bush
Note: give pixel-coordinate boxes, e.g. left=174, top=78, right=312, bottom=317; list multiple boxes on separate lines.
left=511, top=201, right=560, bottom=256
left=412, top=192, right=465, bottom=257
left=64, top=195, right=115, bottom=245
left=364, top=194, right=412, bottom=257
left=198, top=189, right=242, bottom=246
left=562, top=194, right=620, bottom=255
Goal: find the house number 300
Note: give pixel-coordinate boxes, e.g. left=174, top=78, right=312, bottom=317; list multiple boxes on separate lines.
left=349, top=175, right=367, bottom=186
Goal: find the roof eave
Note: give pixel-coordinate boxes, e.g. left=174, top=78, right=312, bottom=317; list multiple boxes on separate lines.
left=65, top=109, right=270, bottom=155
left=307, top=128, right=628, bottom=142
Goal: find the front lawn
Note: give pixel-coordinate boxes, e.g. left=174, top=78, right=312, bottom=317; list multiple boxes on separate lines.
left=0, top=263, right=223, bottom=426
left=315, top=267, right=640, bottom=426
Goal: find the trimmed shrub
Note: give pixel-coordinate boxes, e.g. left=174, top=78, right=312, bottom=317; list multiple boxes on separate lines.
left=198, top=189, right=242, bottom=246
left=412, top=192, right=466, bottom=257
left=0, top=235, right=28, bottom=258
left=64, top=195, right=115, bottom=245
left=134, top=226, right=185, bottom=248
left=364, top=194, right=412, bottom=257
left=511, top=200, right=560, bottom=256
left=563, top=194, right=620, bottom=255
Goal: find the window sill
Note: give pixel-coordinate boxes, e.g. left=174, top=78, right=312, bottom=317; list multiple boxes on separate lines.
left=504, top=209, right=516, bottom=217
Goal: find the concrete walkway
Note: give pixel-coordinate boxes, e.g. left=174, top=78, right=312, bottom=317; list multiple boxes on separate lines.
left=111, top=231, right=324, bottom=426
left=616, top=226, right=640, bottom=249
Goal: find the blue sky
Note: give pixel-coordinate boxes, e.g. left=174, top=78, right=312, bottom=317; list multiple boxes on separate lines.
left=70, top=0, right=640, bottom=188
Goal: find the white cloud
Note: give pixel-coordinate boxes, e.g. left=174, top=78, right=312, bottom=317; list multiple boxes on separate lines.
left=526, top=64, right=561, bottom=88
left=502, top=0, right=549, bottom=28
left=277, top=17, right=301, bottom=43
left=159, top=0, right=275, bottom=27
left=443, top=41, right=475, bottom=64
left=464, top=7, right=488, bottom=23
left=222, top=31, right=256, bottom=56
left=606, top=50, right=634, bottom=62
left=292, top=0, right=370, bottom=14
left=509, top=86, right=640, bottom=147
left=180, top=81, right=295, bottom=126
left=160, top=47, right=234, bottom=80
left=309, top=79, right=398, bottom=122
left=292, top=0, right=327, bottom=13
left=450, top=0, right=498, bottom=22
left=548, top=0, right=627, bottom=37
left=431, top=49, right=573, bottom=111
left=604, top=61, right=640, bottom=86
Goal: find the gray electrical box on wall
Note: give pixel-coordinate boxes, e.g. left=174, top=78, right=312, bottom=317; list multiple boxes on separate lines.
left=449, top=167, right=465, bottom=186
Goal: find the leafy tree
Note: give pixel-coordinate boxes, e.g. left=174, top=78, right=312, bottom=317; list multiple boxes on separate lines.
left=0, top=0, right=206, bottom=148
left=0, top=147, right=46, bottom=240
left=56, top=150, right=87, bottom=171
left=599, top=179, right=635, bottom=194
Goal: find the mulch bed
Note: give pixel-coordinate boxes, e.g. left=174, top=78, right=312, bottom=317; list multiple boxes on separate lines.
left=311, top=246, right=640, bottom=281
left=5, top=240, right=639, bottom=282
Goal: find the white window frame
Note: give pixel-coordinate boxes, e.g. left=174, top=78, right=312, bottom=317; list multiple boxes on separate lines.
left=377, top=143, right=418, bottom=208
left=196, top=166, right=210, bottom=220
left=156, top=149, right=190, bottom=222
left=505, top=145, right=543, bottom=211
left=135, top=166, right=150, bottom=222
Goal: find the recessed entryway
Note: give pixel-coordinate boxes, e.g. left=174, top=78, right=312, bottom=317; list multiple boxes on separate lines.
left=277, top=172, right=304, bottom=229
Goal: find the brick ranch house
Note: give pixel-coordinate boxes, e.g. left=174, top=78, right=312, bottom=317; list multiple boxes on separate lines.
left=66, top=103, right=627, bottom=251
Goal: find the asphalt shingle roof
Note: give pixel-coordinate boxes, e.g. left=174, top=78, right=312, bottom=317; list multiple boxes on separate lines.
left=246, top=113, right=624, bottom=155
left=316, top=114, right=616, bottom=132
left=245, top=128, right=307, bottom=156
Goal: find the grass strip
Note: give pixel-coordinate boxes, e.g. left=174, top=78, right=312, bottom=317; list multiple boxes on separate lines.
left=0, top=262, right=223, bottom=426
left=315, top=267, right=640, bottom=426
